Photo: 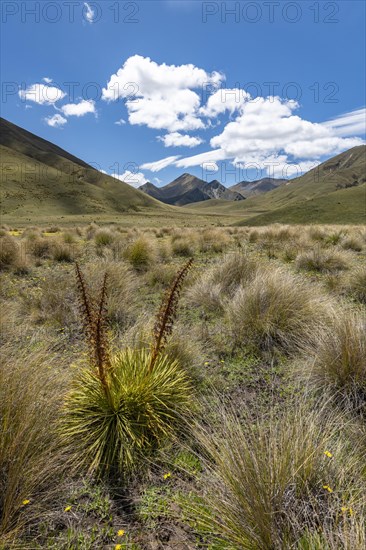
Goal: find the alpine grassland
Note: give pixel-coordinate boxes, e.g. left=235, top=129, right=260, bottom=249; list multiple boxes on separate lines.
left=1, top=223, right=365, bottom=548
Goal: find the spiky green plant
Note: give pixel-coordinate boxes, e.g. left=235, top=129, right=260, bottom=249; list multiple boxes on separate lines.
left=62, top=260, right=194, bottom=476
left=63, top=348, right=192, bottom=475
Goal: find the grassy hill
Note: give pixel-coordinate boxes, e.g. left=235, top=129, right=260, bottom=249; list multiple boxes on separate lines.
left=186, top=145, right=366, bottom=224
left=0, top=118, right=168, bottom=222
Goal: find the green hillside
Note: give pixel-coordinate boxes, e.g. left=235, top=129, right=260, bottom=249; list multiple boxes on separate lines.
left=237, top=183, right=366, bottom=225
left=0, top=118, right=168, bottom=222
left=186, top=145, right=366, bottom=224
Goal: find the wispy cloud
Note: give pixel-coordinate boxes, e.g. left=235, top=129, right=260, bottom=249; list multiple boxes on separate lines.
left=141, top=155, right=181, bottom=172
left=322, top=108, right=366, bottom=137
left=84, top=2, right=95, bottom=23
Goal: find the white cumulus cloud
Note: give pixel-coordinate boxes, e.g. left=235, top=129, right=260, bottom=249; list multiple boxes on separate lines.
left=208, top=97, right=363, bottom=165
left=158, top=132, right=203, bottom=148
left=102, top=55, right=223, bottom=132
left=19, top=83, right=66, bottom=105
left=60, top=99, right=96, bottom=117
left=113, top=170, right=148, bottom=188
left=200, top=88, right=250, bottom=117
left=44, top=114, right=67, bottom=128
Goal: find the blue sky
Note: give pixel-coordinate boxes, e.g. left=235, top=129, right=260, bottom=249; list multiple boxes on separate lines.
left=1, top=0, right=365, bottom=187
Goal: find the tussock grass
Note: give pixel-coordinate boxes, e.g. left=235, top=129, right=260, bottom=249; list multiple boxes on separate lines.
left=227, top=268, right=331, bottom=354
left=186, top=252, right=263, bottom=314
left=0, top=346, right=70, bottom=542
left=52, top=242, right=76, bottom=262
left=85, top=260, right=138, bottom=328
left=341, top=236, right=363, bottom=252
left=345, top=266, right=366, bottom=303
left=186, top=402, right=365, bottom=550
left=199, top=228, right=230, bottom=253
left=0, top=236, right=20, bottom=270
left=187, top=275, right=224, bottom=314
left=94, top=229, right=114, bottom=247
left=28, top=236, right=53, bottom=259
left=123, top=236, right=156, bottom=271
left=304, top=310, right=366, bottom=406
left=171, top=236, right=196, bottom=257
left=211, top=252, right=262, bottom=295
left=295, top=248, right=350, bottom=273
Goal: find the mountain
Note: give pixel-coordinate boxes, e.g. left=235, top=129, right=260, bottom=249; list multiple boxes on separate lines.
left=139, top=173, right=244, bottom=205
left=0, top=117, right=166, bottom=221
left=230, top=178, right=287, bottom=198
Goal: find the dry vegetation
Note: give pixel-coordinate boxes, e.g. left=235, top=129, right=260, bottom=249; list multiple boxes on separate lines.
left=0, top=223, right=365, bottom=549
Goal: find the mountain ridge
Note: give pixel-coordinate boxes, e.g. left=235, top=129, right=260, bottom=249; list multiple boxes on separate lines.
left=139, top=173, right=244, bottom=205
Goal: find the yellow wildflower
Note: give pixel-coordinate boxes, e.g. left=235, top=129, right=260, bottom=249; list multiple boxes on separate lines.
left=341, top=506, right=348, bottom=513
left=349, top=507, right=354, bottom=516
left=204, top=362, right=209, bottom=365
left=322, top=485, right=333, bottom=493
left=115, top=545, right=122, bottom=550
left=117, top=529, right=125, bottom=537
left=163, top=472, right=171, bottom=480
left=64, top=505, right=72, bottom=512
left=22, top=499, right=30, bottom=506
left=324, top=451, right=333, bottom=458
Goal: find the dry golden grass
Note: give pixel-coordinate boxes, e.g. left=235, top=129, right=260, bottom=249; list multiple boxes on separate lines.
left=186, top=400, right=366, bottom=550
left=303, top=309, right=366, bottom=406
left=1, top=222, right=365, bottom=547
left=0, top=345, right=70, bottom=542
left=227, top=267, right=332, bottom=355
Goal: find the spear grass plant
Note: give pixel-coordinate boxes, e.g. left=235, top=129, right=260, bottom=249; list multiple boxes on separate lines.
left=62, top=259, right=194, bottom=477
